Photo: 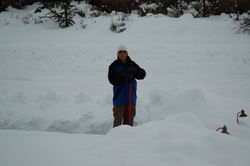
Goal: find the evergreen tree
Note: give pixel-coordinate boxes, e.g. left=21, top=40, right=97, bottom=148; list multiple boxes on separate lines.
left=0, top=0, right=8, bottom=12
left=35, top=0, right=76, bottom=28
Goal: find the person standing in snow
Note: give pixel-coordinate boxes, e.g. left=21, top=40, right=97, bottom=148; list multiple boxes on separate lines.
left=108, top=45, right=146, bottom=127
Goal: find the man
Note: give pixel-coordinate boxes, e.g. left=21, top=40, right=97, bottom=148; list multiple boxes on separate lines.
left=108, top=45, right=146, bottom=127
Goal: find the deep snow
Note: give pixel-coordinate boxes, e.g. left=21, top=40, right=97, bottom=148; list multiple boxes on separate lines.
left=1, top=116, right=250, bottom=166
left=0, top=3, right=250, bottom=166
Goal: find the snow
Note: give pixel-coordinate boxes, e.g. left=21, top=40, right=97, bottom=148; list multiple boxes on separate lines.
left=1, top=116, right=250, bottom=166
left=139, top=3, right=159, bottom=13
left=0, top=3, right=250, bottom=166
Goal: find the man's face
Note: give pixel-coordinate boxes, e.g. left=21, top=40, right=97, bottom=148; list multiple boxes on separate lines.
left=118, top=50, right=128, bottom=62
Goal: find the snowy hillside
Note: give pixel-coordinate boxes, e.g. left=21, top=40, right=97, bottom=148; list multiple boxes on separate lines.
left=0, top=4, right=250, bottom=166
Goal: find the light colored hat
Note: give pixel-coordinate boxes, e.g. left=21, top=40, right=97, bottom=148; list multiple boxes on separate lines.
left=117, top=45, right=128, bottom=54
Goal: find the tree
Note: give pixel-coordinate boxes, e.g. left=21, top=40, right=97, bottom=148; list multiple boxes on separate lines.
left=1, top=0, right=39, bottom=12
left=202, top=0, right=207, bottom=16
left=0, top=0, right=8, bottom=12
left=35, top=0, right=76, bottom=28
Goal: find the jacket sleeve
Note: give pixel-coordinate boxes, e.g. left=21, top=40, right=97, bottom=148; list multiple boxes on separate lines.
left=133, top=62, right=146, bottom=80
left=108, top=65, right=123, bottom=85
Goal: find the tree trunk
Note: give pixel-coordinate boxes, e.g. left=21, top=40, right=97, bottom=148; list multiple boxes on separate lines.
left=65, top=3, right=68, bottom=27
left=202, top=0, right=207, bottom=17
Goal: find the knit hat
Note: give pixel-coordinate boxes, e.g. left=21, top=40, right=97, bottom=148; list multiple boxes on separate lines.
left=117, top=45, right=128, bottom=54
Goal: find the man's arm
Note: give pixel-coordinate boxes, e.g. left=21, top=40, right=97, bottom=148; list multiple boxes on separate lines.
left=108, top=65, right=123, bottom=85
left=133, top=62, right=146, bottom=80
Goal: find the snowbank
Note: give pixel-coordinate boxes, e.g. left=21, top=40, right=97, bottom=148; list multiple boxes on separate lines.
left=1, top=114, right=250, bottom=166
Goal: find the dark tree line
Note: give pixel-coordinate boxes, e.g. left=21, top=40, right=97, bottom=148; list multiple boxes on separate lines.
left=89, top=0, right=250, bottom=15
left=0, top=0, right=40, bottom=10
left=1, top=0, right=250, bottom=14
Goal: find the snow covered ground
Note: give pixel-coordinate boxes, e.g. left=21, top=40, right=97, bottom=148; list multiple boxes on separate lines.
left=0, top=4, right=250, bottom=166
left=1, top=118, right=250, bottom=166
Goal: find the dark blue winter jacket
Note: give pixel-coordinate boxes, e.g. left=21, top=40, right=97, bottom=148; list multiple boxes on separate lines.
left=108, top=56, right=146, bottom=106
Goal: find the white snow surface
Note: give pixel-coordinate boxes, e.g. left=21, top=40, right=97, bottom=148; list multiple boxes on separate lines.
left=0, top=4, right=250, bottom=166
left=139, top=3, right=159, bottom=12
